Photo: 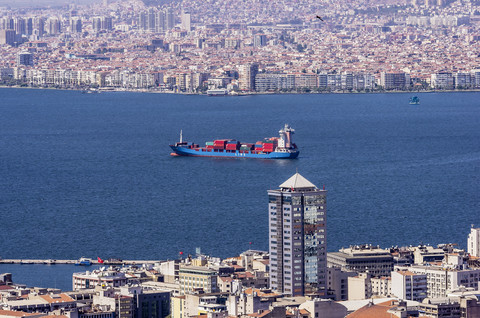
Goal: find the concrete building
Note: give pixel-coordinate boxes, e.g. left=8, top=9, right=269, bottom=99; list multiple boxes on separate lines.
left=238, top=63, right=258, bottom=91
left=468, top=226, right=480, bottom=257
left=72, top=269, right=128, bottom=290
left=45, top=17, right=61, bottom=35
left=454, top=72, right=473, bottom=88
left=93, top=285, right=170, bottom=318
left=0, top=29, right=15, bottom=45
left=379, top=72, right=410, bottom=90
left=268, top=173, right=327, bottom=297
left=418, top=297, right=461, bottom=317
left=431, top=72, right=454, bottom=89
left=178, top=266, right=218, bottom=294
left=180, top=292, right=228, bottom=317
left=326, top=267, right=356, bottom=301
left=391, top=270, right=427, bottom=301
left=4, top=293, right=77, bottom=313
left=471, top=70, right=480, bottom=88
left=69, top=17, right=82, bottom=33
left=395, top=256, right=480, bottom=298
left=348, top=273, right=371, bottom=300
left=253, top=34, right=267, bottom=47
left=294, top=73, right=317, bottom=89
left=371, top=276, right=391, bottom=298
left=226, top=288, right=279, bottom=316
left=181, top=10, right=191, bottom=32
left=157, top=260, right=180, bottom=284
left=17, top=52, right=33, bottom=66
left=255, top=73, right=294, bottom=91
left=327, top=245, right=394, bottom=277
left=298, top=298, right=347, bottom=318
left=412, top=245, right=447, bottom=265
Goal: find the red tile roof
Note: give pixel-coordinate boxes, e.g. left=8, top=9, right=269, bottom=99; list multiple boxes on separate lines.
left=0, top=310, right=40, bottom=317
left=346, top=300, right=399, bottom=318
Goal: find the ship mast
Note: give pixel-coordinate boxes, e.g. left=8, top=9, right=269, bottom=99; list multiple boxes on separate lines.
left=180, top=130, right=183, bottom=143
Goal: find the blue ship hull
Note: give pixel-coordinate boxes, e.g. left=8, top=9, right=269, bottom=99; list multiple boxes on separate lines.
left=170, top=146, right=299, bottom=159
left=75, top=261, right=91, bottom=266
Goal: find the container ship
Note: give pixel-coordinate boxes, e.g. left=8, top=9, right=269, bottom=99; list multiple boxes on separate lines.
left=170, top=124, right=299, bottom=159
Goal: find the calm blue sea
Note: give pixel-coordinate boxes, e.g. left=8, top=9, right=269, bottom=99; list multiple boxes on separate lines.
left=0, top=88, right=479, bottom=290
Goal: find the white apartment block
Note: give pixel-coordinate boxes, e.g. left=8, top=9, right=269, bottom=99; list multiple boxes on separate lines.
left=391, top=270, right=427, bottom=301
left=371, top=276, right=391, bottom=297
left=72, top=269, right=128, bottom=290
left=468, top=226, right=480, bottom=257
left=395, top=256, right=480, bottom=299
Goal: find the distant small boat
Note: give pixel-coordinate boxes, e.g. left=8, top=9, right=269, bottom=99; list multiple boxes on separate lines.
left=409, top=96, right=420, bottom=105
left=75, top=257, right=92, bottom=266
left=83, top=88, right=99, bottom=94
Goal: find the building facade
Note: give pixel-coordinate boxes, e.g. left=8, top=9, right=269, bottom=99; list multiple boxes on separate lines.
left=238, top=63, right=258, bottom=91
left=391, top=270, right=427, bottom=301
left=327, top=245, right=394, bottom=277
left=178, top=266, right=218, bottom=294
left=268, top=173, right=327, bottom=297
left=380, top=72, right=410, bottom=90
left=17, top=52, right=33, bottom=66
left=395, top=262, right=480, bottom=299
left=72, top=270, right=128, bottom=290
left=468, top=226, right=480, bottom=257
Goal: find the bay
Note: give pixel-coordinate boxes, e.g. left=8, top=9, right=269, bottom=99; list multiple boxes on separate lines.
left=0, top=88, right=479, bottom=265
left=0, top=264, right=101, bottom=292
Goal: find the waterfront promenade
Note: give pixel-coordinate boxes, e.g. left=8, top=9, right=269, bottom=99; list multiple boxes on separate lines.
left=0, top=259, right=159, bottom=265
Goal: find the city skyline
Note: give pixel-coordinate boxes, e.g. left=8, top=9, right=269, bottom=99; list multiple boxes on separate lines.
left=0, top=0, right=479, bottom=93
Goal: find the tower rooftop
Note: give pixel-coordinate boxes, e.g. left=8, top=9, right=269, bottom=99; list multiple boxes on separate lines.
left=279, top=173, right=317, bottom=190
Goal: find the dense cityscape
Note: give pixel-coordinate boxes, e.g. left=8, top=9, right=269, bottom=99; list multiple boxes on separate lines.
left=1, top=0, right=479, bottom=317
left=0, top=0, right=480, bottom=93
left=1, top=173, right=480, bottom=318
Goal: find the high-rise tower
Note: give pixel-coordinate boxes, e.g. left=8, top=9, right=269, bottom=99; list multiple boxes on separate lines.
left=238, top=63, right=259, bottom=91
left=268, top=173, right=327, bottom=297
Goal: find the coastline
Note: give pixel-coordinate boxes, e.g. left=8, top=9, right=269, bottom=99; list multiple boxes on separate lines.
left=2, top=84, right=480, bottom=96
